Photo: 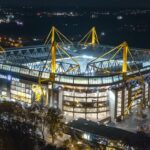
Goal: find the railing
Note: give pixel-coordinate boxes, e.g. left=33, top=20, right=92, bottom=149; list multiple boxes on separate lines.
left=0, top=63, right=49, bottom=79
left=0, top=63, right=149, bottom=85
left=55, top=74, right=123, bottom=85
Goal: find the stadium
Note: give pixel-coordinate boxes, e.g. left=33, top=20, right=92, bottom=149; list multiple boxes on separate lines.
left=0, top=26, right=149, bottom=122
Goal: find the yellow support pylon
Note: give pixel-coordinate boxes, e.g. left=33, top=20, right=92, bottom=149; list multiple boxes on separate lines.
left=50, top=42, right=57, bottom=82
left=122, top=42, right=128, bottom=74
left=78, top=26, right=99, bottom=45
left=91, top=27, right=96, bottom=45
left=51, top=26, right=55, bottom=44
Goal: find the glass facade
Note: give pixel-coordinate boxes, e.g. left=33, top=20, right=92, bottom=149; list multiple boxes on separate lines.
left=11, top=80, right=32, bottom=103
left=116, top=91, right=122, bottom=117
left=131, top=86, right=142, bottom=109
left=0, top=42, right=149, bottom=123
left=0, top=62, right=149, bottom=122
left=112, top=82, right=150, bottom=120
left=56, top=74, right=121, bottom=85
left=63, top=85, right=110, bottom=121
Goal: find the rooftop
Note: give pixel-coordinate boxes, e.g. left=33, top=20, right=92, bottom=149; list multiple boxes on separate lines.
left=68, top=118, right=150, bottom=147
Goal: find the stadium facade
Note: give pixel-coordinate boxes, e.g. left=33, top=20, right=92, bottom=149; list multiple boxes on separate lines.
left=0, top=27, right=150, bottom=122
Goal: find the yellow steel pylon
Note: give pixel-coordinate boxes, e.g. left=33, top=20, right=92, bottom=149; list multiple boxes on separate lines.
left=78, top=26, right=99, bottom=46
left=51, top=26, right=55, bottom=44
left=122, top=42, right=128, bottom=74
left=91, top=27, right=96, bottom=45
left=50, top=41, right=57, bottom=82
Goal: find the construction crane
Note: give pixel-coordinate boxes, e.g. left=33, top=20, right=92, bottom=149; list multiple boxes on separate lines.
left=78, top=27, right=99, bottom=46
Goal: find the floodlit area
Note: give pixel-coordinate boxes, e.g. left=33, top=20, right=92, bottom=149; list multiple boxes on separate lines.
left=0, top=27, right=149, bottom=124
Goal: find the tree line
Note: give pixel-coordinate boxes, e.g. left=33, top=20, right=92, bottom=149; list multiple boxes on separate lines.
left=0, top=100, right=65, bottom=150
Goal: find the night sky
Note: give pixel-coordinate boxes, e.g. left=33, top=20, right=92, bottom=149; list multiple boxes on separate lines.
left=0, top=0, right=150, bottom=8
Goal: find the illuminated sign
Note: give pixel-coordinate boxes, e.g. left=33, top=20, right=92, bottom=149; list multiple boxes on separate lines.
left=7, top=75, right=12, bottom=81
left=0, top=74, right=19, bottom=81
left=0, top=74, right=7, bottom=80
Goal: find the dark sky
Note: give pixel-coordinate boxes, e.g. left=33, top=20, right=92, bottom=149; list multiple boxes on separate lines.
left=0, top=0, right=150, bottom=8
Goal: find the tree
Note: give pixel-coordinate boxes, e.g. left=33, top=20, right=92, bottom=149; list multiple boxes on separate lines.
left=38, top=107, right=48, bottom=141
left=0, top=101, right=17, bottom=122
left=26, top=103, right=41, bottom=139
left=0, top=101, right=26, bottom=128
left=46, top=107, right=64, bottom=144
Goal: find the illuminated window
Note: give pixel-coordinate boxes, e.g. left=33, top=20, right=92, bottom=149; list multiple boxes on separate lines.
left=2, top=65, right=11, bottom=71
left=82, top=133, right=91, bottom=141
left=29, top=70, right=39, bottom=77
left=11, top=66, right=20, bottom=72
left=20, top=68, right=29, bottom=74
